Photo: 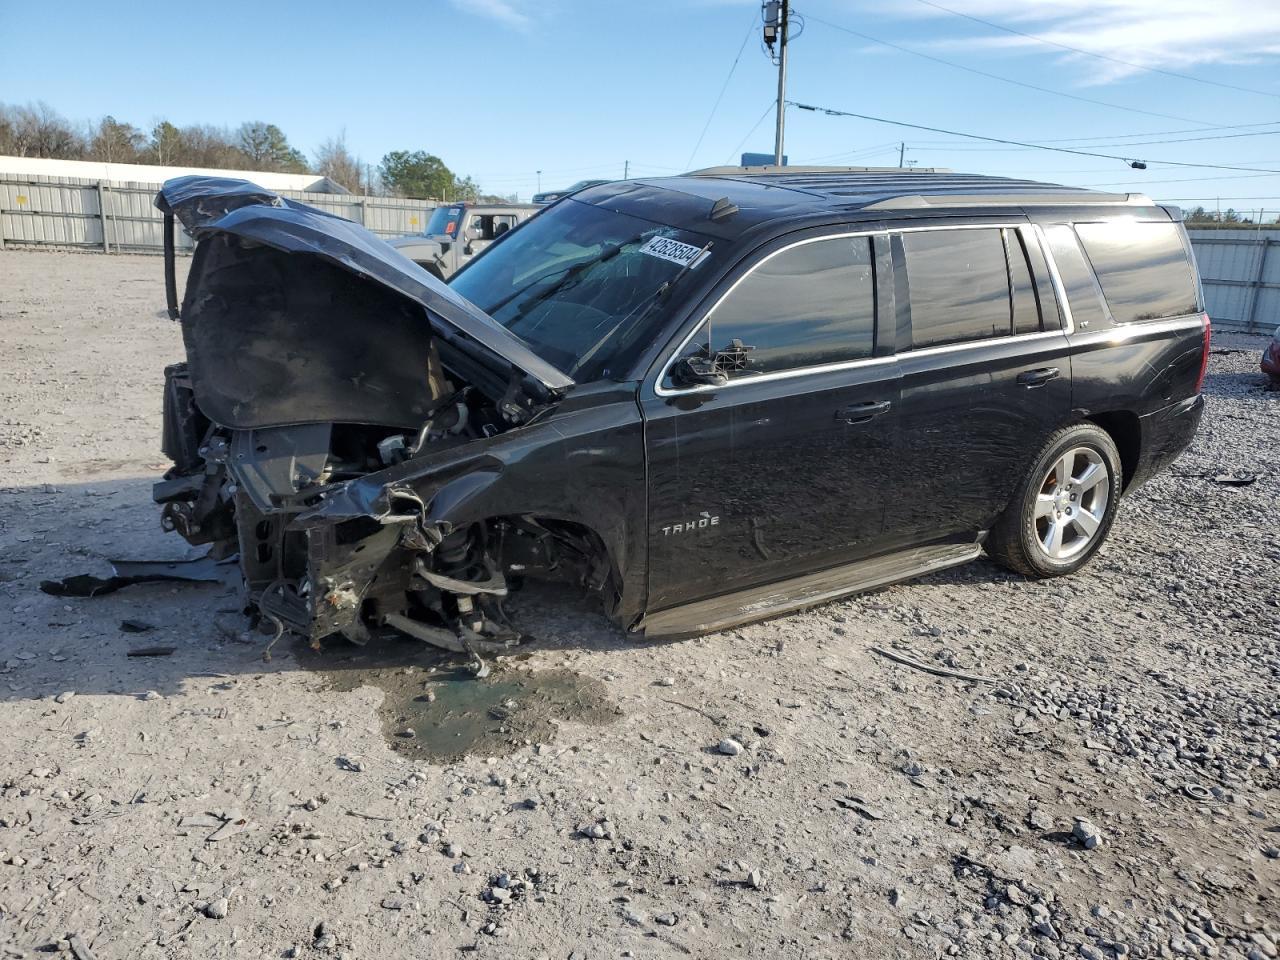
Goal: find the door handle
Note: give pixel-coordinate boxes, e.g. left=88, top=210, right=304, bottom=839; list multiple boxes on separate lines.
left=1016, top=367, right=1061, bottom=388
left=836, top=400, right=892, bottom=424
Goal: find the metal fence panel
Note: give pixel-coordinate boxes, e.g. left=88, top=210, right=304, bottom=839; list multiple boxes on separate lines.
left=0, top=174, right=437, bottom=254
left=1188, top=228, right=1280, bottom=334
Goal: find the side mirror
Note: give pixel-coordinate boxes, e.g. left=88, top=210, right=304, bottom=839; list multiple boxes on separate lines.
left=672, top=355, right=728, bottom=388
left=463, top=225, right=485, bottom=241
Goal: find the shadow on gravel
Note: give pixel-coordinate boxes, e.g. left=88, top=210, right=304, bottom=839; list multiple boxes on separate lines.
left=0, top=472, right=1024, bottom=711
left=0, top=476, right=631, bottom=710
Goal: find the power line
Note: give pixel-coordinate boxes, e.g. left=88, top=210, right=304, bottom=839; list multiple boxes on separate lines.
left=805, top=14, right=1222, bottom=127
left=908, top=129, right=1280, bottom=153
left=725, top=101, right=779, bottom=166
left=1078, top=172, right=1280, bottom=187
left=686, top=11, right=758, bottom=170
left=904, top=121, right=1280, bottom=151
left=797, top=140, right=903, bottom=163
left=789, top=100, right=1280, bottom=174
left=910, top=0, right=1280, bottom=102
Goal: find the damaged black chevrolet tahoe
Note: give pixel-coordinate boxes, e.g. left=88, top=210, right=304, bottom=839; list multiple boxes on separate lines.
left=152, top=169, right=1208, bottom=660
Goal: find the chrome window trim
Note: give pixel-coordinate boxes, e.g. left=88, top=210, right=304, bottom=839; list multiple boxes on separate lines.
left=1030, top=222, right=1076, bottom=335
left=1079, top=313, right=1206, bottom=343
left=653, top=221, right=1064, bottom=398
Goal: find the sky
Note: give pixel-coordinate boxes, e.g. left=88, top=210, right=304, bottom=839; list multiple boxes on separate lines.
left=2, top=0, right=1279, bottom=211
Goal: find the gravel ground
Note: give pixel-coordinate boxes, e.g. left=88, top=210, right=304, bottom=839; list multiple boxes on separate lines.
left=0, top=249, right=1277, bottom=960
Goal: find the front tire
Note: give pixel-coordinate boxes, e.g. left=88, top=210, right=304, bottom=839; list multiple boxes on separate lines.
left=986, top=423, right=1123, bottom=578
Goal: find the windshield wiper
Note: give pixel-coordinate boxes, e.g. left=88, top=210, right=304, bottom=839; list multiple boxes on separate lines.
left=485, top=234, right=646, bottom=320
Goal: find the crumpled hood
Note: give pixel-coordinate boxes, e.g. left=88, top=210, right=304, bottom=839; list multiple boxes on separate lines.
left=156, top=177, right=572, bottom=396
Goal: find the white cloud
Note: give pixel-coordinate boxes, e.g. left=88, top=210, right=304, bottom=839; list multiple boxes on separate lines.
left=901, top=0, right=1280, bottom=85
left=449, top=0, right=534, bottom=30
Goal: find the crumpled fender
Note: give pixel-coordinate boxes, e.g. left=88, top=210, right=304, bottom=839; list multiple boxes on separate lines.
left=290, top=395, right=648, bottom=625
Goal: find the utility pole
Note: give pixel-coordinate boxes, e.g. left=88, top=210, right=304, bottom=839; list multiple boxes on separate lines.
left=764, top=0, right=790, bottom=166
left=623, top=160, right=629, bottom=180
left=537, top=170, right=542, bottom=193
left=898, top=142, right=906, bottom=168
left=774, top=0, right=790, bottom=166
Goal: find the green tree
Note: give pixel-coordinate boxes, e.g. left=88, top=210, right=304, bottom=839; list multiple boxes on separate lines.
left=88, top=115, right=145, bottom=163
left=237, top=121, right=309, bottom=172
left=378, top=150, right=456, bottom=199
left=147, top=120, right=182, bottom=165
left=452, top=175, right=481, bottom=201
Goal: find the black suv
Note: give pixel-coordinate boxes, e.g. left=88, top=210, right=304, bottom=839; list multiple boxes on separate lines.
left=152, top=169, right=1208, bottom=655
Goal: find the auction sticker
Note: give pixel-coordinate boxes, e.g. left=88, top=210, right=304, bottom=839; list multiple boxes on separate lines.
left=640, top=235, right=706, bottom=267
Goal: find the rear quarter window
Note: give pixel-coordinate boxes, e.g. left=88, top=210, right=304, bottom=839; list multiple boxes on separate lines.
left=1074, top=221, right=1200, bottom=323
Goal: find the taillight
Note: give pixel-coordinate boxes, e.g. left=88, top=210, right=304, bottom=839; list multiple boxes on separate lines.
left=1194, top=312, right=1211, bottom=393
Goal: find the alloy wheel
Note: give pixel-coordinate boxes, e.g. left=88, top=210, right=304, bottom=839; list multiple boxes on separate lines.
left=1033, top=446, right=1110, bottom=561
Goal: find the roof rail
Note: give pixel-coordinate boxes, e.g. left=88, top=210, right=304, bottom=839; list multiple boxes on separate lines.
left=863, top=192, right=1153, bottom=209
left=683, top=164, right=952, bottom=177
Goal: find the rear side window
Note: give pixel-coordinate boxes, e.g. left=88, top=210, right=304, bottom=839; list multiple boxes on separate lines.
left=1043, top=224, right=1109, bottom=329
left=696, top=235, right=876, bottom=377
left=903, top=229, right=1011, bottom=348
left=1074, top=221, right=1200, bottom=323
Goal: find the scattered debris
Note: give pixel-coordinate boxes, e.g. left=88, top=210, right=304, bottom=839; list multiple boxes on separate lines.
left=68, top=934, right=98, bottom=960
left=869, top=646, right=997, bottom=684
left=203, top=897, right=229, bottom=919
left=716, top=737, right=744, bottom=756
left=206, top=816, right=250, bottom=842
left=1210, top=472, right=1259, bottom=486
left=120, top=619, right=156, bottom=633
left=127, top=646, right=176, bottom=658
left=39, top=554, right=222, bottom=597
left=835, top=796, right=886, bottom=821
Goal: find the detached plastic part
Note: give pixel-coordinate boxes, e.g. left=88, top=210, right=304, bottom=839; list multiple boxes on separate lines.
left=40, top=554, right=224, bottom=597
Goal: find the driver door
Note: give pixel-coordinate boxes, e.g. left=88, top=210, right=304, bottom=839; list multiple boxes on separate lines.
left=641, top=231, right=901, bottom=612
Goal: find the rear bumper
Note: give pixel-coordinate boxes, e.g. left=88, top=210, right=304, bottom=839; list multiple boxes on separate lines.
left=1130, top=393, right=1205, bottom=490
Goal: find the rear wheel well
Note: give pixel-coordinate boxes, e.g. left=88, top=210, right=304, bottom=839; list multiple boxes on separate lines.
left=1087, top=411, right=1141, bottom=491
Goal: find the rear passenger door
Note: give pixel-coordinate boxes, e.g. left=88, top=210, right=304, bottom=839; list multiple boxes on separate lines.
left=886, top=223, right=1074, bottom=545
left=641, top=232, right=900, bottom=612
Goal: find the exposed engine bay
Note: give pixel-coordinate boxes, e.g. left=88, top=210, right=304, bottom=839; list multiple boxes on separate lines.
left=152, top=177, right=617, bottom=672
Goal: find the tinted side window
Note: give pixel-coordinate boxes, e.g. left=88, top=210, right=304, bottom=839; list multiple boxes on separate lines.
left=1006, top=228, right=1041, bottom=335
left=1075, top=221, right=1200, bottom=323
left=903, top=229, right=1011, bottom=348
left=698, top=236, right=875, bottom=377
left=1043, top=224, right=1109, bottom=329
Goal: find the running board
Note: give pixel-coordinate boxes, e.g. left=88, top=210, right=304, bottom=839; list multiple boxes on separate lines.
left=636, top=542, right=982, bottom=639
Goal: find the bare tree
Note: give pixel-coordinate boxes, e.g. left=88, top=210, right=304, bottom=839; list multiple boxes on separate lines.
left=314, top=132, right=363, bottom=192
left=175, top=125, right=247, bottom=168
left=0, top=102, right=84, bottom=158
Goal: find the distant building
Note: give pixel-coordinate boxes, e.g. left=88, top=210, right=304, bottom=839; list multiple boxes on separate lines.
left=0, top=155, right=349, bottom=194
